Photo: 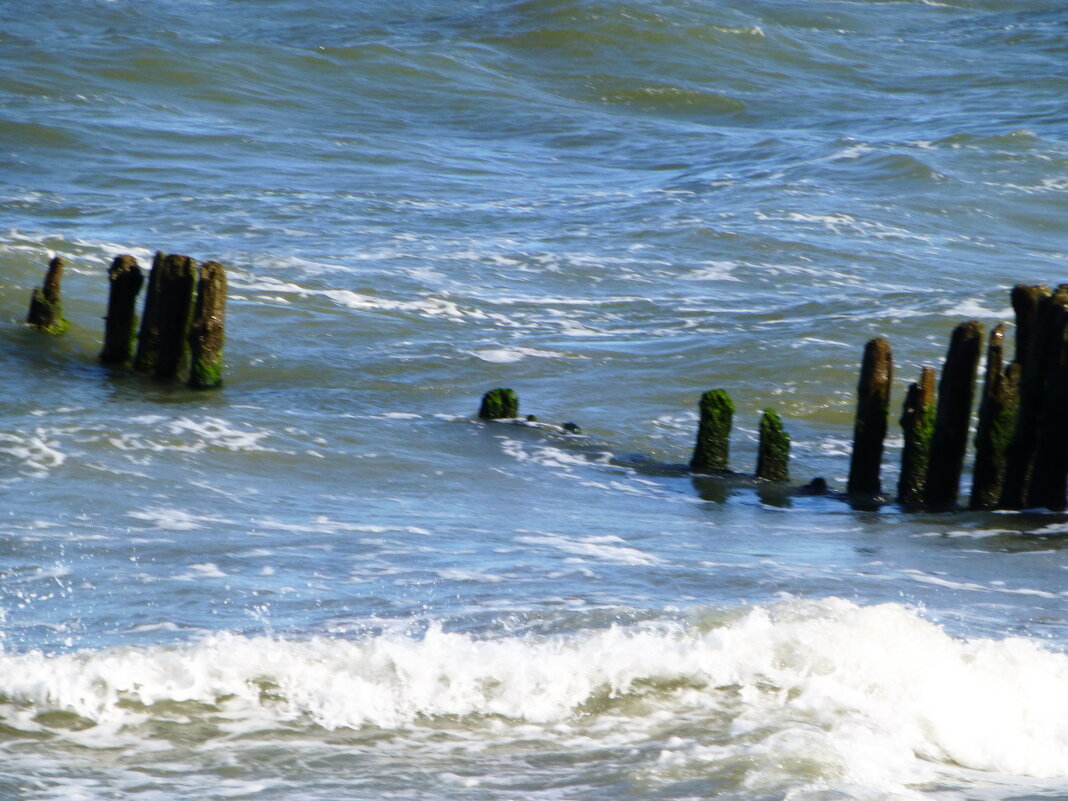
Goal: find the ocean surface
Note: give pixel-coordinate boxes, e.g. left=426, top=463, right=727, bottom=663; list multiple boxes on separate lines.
left=3, top=0, right=1068, bottom=798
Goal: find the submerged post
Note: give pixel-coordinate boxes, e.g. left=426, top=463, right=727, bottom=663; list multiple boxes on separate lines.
left=27, top=256, right=70, bottom=334
left=135, top=253, right=197, bottom=379
left=970, top=324, right=1020, bottom=509
left=479, top=388, right=519, bottom=419
left=925, top=320, right=983, bottom=509
left=690, top=389, right=734, bottom=473
left=188, top=261, right=227, bottom=388
left=755, top=408, right=789, bottom=482
left=847, top=337, right=892, bottom=497
left=133, top=252, right=165, bottom=373
left=897, top=366, right=936, bottom=507
left=1025, top=296, right=1068, bottom=510
left=100, top=255, right=144, bottom=365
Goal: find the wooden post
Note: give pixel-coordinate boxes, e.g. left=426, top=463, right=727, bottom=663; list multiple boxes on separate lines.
left=1011, top=284, right=1050, bottom=365
left=970, top=324, right=1020, bottom=509
left=1001, top=286, right=1068, bottom=508
left=1025, top=296, right=1068, bottom=510
left=925, top=320, right=983, bottom=509
left=897, top=366, right=936, bottom=507
left=755, top=408, right=789, bottom=482
left=99, top=255, right=144, bottom=365
left=847, top=337, right=892, bottom=497
left=27, top=256, right=70, bottom=335
left=479, top=388, right=518, bottom=419
left=134, top=251, right=165, bottom=373
left=188, top=261, right=227, bottom=388
left=690, top=389, right=734, bottom=473
left=146, top=254, right=198, bottom=379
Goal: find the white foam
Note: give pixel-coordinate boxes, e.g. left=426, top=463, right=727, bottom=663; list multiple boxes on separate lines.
left=468, top=346, right=570, bottom=363
left=1, top=599, right=1067, bottom=793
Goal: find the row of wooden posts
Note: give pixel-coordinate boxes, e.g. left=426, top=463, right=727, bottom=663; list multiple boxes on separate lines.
left=479, top=283, right=1068, bottom=512
left=26, top=252, right=227, bottom=388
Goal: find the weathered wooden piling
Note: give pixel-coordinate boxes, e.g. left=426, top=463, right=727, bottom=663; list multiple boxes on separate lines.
left=1001, top=286, right=1068, bottom=508
left=188, top=261, right=227, bottom=388
left=1025, top=295, right=1068, bottom=510
left=897, top=365, right=936, bottom=507
left=99, top=255, right=144, bottom=365
left=134, top=252, right=197, bottom=378
left=755, top=408, right=789, bottom=482
left=925, top=320, right=983, bottom=509
left=847, top=337, right=892, bottom=497
left=1010, top=283, right=1051, bottom=365
left=690, top=389, right=734, bottom=473
left=133, top=252, right=165, bottom=373
left=479, top=388, right=519, bottom=419
left=970, top=325, right=1020, bottom=509
left=27, top=256, right=70, bottom=335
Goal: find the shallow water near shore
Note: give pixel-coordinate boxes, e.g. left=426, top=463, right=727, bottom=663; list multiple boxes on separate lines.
left=3, top=0, right=1068, bottom=798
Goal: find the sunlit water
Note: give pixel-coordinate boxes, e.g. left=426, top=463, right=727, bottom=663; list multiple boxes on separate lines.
left=2, top=1, right=1068, bottom=798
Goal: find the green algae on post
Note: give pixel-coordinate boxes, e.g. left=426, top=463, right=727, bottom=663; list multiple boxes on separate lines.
left=27, top=256, right=70, bottom=335
left=100, top=255, right=144, bottom=365
left=970, top=324, right=1019, bottom=510
left=188, top=261, right=227, bottom=389
left=689, top=389, right=734, bottom=473
left=479, top=388, right=518, bottom=419
left=897, top=365, right=936, bottom=507
left=925, top=320, right=983, bottom=509
left=847, top=337, right=892, bottom=497
left=755, top=408, right=789, bottom=482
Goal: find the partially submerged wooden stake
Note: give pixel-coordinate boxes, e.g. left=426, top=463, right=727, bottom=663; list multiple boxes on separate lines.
left=479, top=388, right=519, bottom=419
left=100, top=255, right=144, bottom=365
left=925, top=320, right=983, bottom=509
left=1026, top=295, right=1068, bottom=510
left=970, top=324, right=1019, bottom=509
left=690, top=388, right=734, bottom=473
left=755, top=408, right=789, bottom=482
left=897, top=365, right=936, bottom=507
left=188, top=261, right=227, bottom=388
left=27, top=256, right=70, bottom=335
left=133, top=251, right=165, bottom=373
left=847, top=337, right=892, bottom=497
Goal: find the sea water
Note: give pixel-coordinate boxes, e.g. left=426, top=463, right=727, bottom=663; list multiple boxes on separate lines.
left=2, top=0, right=1068, bottom=798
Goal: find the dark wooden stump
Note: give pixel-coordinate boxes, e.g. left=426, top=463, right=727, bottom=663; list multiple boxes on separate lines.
left=100, top=255, right=144, bottom=365
left=925, top=320, right=983, bottom=509
left=27, top=256, right=70, bottom=335
left=188, top=261, right=227, bottom=388
left=1011, top=284, right=1050, bottom=365
left=970, top=324, right=1019, bottom=509
left=897, top=365, right=936, bottom=507
left=1025, top=296, right=1068, bottom=510
left=153, top=254, right=198, bottom=379
left=479, top=388, right=519, bottom=419
left=847, top=337, right=892, bottom=497
left=133, top=252, right=165, bottom=373
left=690, top=389, right=734, bottom=473
left=755, top=408, right=789, bottom=482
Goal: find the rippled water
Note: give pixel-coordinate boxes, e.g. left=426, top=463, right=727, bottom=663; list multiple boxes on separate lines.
left=3, top=1, right=1068, bottom=799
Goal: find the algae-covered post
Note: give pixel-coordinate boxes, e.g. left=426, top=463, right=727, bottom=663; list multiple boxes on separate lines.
left=847, top=337, right=892, bottom=497
left=1025, top=294, right=1068, bottom=510
left=897, top=365, right=935, bottom=507
left=27, top=256, right=70, bottom=335
left=925, top=320, right=983, bottom=509
left=755, top=408, right=789, bottom=482
left=479, top=388, right=519, bottom=419
left=689, top=389, right=734, bottom=473
left=970, top=324, right=1019, bottom=509
left=100, top=255, right=144, bottom=365
left=188, top=261, right=227, bottom=388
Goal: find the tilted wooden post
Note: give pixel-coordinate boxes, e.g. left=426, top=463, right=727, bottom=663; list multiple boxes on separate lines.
left=690, top=389, right=734, bottom=473
left=188, top=261, right=227, bottom=388
left=970, top=324, right=1019, bottom=509
left=755, top=408, right=789, bottom=482
left=897, top=366, right=936, bottom=507
left=925, top=320, right=983, bottom=509
left=479, top=388, right=519, bottom=419
left=27, top=256, right=70, bottom=335
left=847, top=337, right=892, bottom=497
left=100, top=255, right=144, bottom=365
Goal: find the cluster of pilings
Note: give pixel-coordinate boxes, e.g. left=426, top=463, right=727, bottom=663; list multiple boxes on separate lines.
left=26, top=252, right=227, bottom=388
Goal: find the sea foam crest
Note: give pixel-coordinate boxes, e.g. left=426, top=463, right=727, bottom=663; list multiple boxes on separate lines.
left=0, top=599, right=1066, bottom=782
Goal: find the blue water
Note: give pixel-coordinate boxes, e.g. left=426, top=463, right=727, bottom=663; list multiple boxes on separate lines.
left=2, top=1, right=1068, bottom=798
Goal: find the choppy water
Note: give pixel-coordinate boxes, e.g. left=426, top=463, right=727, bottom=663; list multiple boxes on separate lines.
left=3, top=0, right=1068, bottom=798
